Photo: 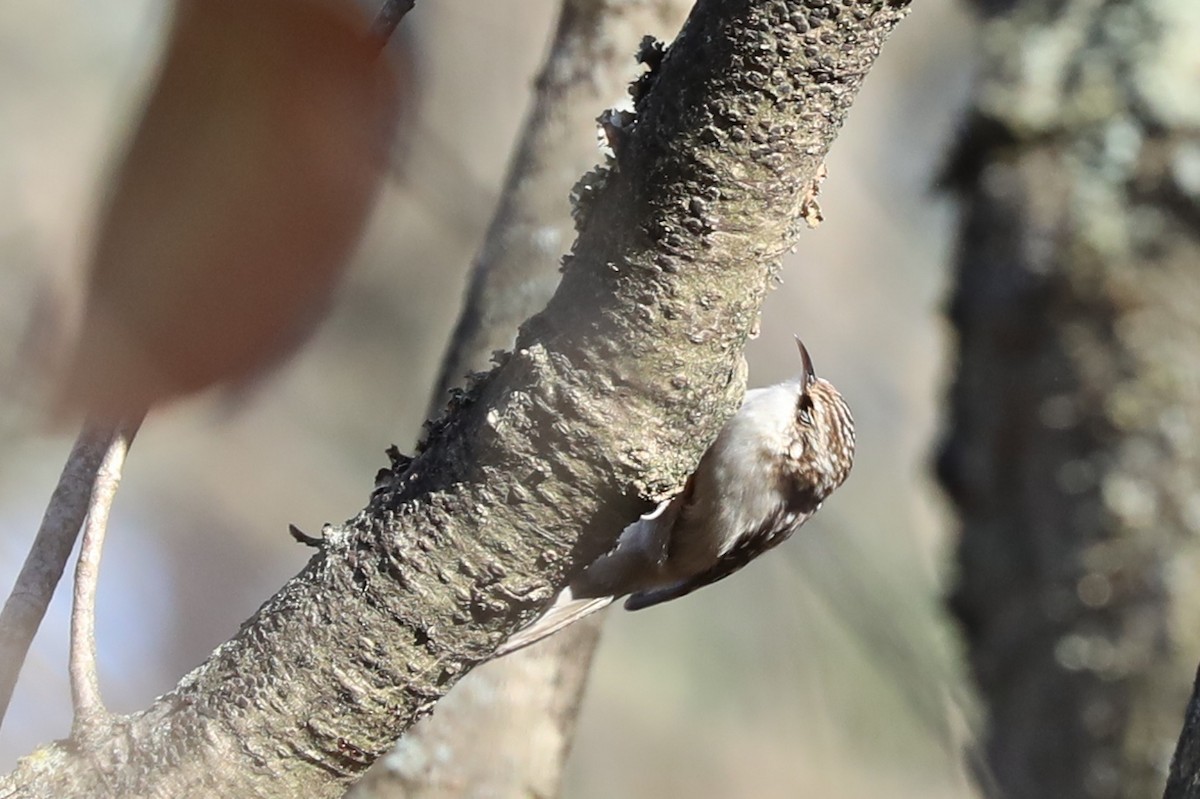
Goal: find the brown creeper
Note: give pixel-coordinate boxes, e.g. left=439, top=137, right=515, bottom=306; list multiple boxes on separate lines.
left=497, top=338, right=855, bottom=656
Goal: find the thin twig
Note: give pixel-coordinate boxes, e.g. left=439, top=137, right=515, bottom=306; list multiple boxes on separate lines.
left=0, top=424, right=112, bottom=728
left=369, top=0, right=415, bottom=49
left=68, top=414, right=142, bottom=734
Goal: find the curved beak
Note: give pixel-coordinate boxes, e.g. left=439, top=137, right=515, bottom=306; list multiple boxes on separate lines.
left=794, top=335, right=816, bottom=392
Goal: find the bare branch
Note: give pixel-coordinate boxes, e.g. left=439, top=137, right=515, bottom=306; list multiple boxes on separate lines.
left=0, top=425, right=110, bottom=727
left=68, top=415, right=142, bottom=735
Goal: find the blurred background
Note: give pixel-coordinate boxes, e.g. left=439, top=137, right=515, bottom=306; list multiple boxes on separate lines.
left=0, top=1, right=978, bottom=796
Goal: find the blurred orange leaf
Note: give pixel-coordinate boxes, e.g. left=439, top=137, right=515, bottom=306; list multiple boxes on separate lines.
left=57, top=0, right=400, bottom=420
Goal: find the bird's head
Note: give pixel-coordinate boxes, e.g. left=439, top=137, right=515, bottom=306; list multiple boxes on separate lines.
left=790, top=337, right=855, bottom=496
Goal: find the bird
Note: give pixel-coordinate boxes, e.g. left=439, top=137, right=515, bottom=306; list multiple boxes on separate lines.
left=496, top=337, right=855, bottom=656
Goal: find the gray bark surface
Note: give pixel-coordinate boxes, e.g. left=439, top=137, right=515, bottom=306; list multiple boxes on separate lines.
left=358, top=2, right=689, bottom=797
left=939, top=1, right=1200, bottom=797
left=348, top=622, right=601, bottom=799
left=0, top=1, right=911, bottom=796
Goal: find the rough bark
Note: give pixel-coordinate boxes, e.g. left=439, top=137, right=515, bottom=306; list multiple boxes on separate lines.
left=357, top=2, right=690, bottom=798
left=939, top=1, right=1200, bottom=797
left=427, top=0, right=690, bottom=423
left=0, top=1, right=911, bottom=797
left=347, top=622, right=602, bottom=799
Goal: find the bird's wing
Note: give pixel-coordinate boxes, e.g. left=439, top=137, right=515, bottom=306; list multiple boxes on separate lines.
left=606, top=480, right=694, bottom=568
left=623, top=508, right=810, bottom=611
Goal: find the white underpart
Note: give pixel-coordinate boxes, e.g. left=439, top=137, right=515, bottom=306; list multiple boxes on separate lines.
left=697, top=381, right=802, bottom=555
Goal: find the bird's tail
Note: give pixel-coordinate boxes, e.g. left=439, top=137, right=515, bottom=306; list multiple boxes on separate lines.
left=495, top=493, right=690, bottom=657
left=494, top=587, right=615, bottom=657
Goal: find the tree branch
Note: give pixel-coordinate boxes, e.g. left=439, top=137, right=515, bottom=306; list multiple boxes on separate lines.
left=69, top=414, right=142, bottom=735
left=427, top=0, right=692, bottom=420
left=347, top=621, right=603, bottom=799
left=360, top=2, right=691, bottom=797
left=0, top=425, right=111, bottom=728
left=0, top=2, right=911, bottom=796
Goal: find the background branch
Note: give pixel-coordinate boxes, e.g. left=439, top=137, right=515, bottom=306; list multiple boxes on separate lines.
left=68, top=414, right=141, bottom=735
left=0, top=426, right=112, bottom=728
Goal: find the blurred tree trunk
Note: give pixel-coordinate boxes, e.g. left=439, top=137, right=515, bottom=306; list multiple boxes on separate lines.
left=939, top=1, right=1200, bottom=797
